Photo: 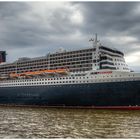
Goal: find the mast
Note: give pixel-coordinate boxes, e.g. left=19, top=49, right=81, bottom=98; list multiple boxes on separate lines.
left=95, top=33, right=98, bottom=46
left=90, top=33, right=100, bottom=70
left=89, top=33, right=99, bottom=47
left=95, top=33, right=100, bottom=70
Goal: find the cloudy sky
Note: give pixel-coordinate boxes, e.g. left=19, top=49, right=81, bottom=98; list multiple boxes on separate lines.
left=0, top=2, right=140, bottom=71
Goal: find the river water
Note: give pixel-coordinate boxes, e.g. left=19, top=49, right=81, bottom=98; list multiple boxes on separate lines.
left=0, top=106, right=140, bottom=138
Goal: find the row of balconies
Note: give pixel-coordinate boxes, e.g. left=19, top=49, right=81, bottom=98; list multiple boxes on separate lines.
left=50, top=48, right=95, bottom=57
left=0, top=59, right=92, bottom=68
left=49, top=56, right=92, bottom=62
left=49, top=53, right=92, bottom=60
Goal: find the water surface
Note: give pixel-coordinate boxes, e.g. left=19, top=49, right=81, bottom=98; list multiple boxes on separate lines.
left=0, top=106, right=140, bottom=138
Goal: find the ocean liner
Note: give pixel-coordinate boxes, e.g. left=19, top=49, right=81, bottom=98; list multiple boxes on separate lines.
left=0, top=34, right=140, bottom=109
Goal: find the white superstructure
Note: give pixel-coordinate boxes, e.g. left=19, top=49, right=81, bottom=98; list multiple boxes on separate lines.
left=0, top=34, right=137, bottom=89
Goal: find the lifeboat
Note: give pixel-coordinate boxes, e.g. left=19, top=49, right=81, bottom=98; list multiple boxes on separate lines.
left=9, top=68, right=69, bottom=78
left=9, top=73, right=19, bottom=78
left=43, top=69, right=69, bottom=75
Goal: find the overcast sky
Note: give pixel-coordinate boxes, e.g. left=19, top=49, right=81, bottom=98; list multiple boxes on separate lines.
left=0, top=2, right=140, bottom=71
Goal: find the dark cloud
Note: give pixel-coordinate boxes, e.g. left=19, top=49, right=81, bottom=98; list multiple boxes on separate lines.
left=0, top=2, right=29, bottom=17
left=76, top=2, right=138, bottom=34
left=0, top=2, right=140, bottom=71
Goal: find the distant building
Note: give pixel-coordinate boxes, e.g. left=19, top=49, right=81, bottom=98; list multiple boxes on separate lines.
left=0, top=51, right=6, bottom=63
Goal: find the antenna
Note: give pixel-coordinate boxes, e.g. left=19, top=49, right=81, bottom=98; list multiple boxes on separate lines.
left=95, top=33, right=100, bottom=44
left=95, top=33, right=97, bottom=43
left=89, top=33, right=99, bottom=48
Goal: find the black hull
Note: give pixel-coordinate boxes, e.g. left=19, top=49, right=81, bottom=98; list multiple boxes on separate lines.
left=0, top=80, right=140, bottom=108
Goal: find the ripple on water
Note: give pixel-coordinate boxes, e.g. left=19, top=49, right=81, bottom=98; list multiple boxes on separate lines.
left=0, top=107, right=140, bottom=138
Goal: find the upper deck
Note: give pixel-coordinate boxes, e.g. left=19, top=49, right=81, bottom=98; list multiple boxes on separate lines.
left=0, top=35, right=130, bottom=77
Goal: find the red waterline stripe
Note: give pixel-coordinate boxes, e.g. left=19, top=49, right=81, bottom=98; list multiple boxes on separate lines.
left=90, top=106, right=140, bottom=110
left=0, top=104, right=140, bottom=110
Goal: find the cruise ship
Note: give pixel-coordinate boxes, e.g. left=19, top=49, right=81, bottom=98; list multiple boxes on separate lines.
left=0, top=34, right=140, bottom=109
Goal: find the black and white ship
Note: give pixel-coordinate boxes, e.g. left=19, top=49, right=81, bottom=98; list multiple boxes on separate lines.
left=0, top=34, right=140, bottom=109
